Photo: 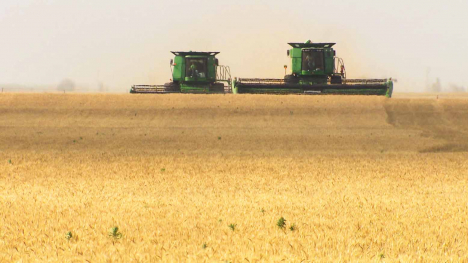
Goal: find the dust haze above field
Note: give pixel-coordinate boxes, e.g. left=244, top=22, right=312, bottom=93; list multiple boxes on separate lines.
left=0, top=0, right=467, bottom=93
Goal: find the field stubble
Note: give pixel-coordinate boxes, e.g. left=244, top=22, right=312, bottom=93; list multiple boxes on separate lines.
left=0, top=93, right=468, bottom=261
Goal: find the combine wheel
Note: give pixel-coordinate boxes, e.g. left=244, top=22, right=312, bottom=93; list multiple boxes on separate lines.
left=330, top=75, right=343, bottom=84
left=284, top=74, right=299, bottom=84
left=210, top=83, right=225, bottom=93
left=163, top=82, right=180, bottom=92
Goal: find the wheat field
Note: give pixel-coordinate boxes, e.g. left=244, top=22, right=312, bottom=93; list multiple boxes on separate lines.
left=0, top=93, right=467, bottom=262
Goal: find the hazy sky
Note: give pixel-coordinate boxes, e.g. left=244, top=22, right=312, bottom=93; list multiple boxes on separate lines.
left=1, top=0, right=467, bottom=92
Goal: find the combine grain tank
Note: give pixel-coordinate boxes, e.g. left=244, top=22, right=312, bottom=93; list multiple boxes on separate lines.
left=131, top=51, right=231, bottom=94
left=231, top=40, right=393, bottom=97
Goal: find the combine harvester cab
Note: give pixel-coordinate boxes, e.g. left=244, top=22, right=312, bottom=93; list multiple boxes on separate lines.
left=131, top=51, right=232, bottom=94
left=232, top=40, right=393, bottom=97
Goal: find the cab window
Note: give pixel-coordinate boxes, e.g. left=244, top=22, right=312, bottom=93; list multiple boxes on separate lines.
left=186, top=58, right=207, bottom=78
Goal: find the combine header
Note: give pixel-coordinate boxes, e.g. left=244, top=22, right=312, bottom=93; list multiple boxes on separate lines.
left=232, top=40, right=393, bottom=97
left=131, top=51, right=231, bottom=94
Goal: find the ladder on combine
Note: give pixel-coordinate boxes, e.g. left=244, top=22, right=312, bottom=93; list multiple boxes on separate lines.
left=333, top=57, right=346, bottom=79
left=216, top=65, right=232, bottom=93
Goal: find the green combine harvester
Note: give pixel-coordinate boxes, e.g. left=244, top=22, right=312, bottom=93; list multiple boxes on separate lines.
left=131, top=51, right=231, bottom=93
left=231, top=40, right=393, bottom=97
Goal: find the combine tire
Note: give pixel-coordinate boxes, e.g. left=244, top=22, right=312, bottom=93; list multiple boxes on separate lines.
left=284, top=74, right=299, bottom=84
left=163, top=82, right=180, bottom=92
left=210, top=83, right=225, bottom=93
left=330, top=75, right=343, bottom=84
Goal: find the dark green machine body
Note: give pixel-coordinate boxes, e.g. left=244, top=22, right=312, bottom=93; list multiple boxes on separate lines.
left=170, top=51, right=224, bottom=93
left=131, top=51, right=229, bottom=94
left=232, top=41, right=393, bottom=97
left=289, top=42, right=336, bottom=85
